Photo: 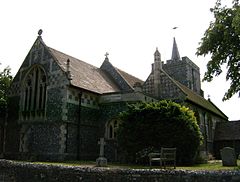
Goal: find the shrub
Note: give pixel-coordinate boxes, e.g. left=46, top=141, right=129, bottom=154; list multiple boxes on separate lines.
left=117, top=100, right=203, bottom=165
left=0, top=66, right=12, bottom=117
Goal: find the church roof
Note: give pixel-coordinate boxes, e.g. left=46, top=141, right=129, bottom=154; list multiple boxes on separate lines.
left=39, top=34, right=227, bottom=119
left=116, top=68, right=144, bottom=86
left=214, top=121, right=240, bottom=141
left=175, top=81, right=228, bottom=119
left=48, top=47, right=121, bottom=94
left=48, top=47, right=143, bottom=94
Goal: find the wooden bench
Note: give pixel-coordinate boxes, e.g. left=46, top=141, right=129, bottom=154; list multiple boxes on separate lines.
left=148, top=147, right=176, bottom=169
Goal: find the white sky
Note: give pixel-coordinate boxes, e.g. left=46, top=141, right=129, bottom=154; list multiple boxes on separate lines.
left=0, top=0, right=239, bottom=120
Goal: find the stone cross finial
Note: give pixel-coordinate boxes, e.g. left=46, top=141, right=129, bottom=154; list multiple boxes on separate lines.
left=105, top=52, right=109, bottom=58
left=38, top=29, right=43, bottom=36
left=98, top=138, right=106, bottom=157
left=104, top=52, right=109, bottom=62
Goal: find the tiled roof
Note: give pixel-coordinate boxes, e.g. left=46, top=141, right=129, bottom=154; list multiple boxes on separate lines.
left=47, top=43, right=227, bottom=120
left=48, top=47, right=120, bottom=94
left=142, top=69, right=227, bottom=119
left=174, top=80, right=228, bottom=119
left=116, top=68, right=144, bottom=87
left=214, top=121, right=240, bottom=141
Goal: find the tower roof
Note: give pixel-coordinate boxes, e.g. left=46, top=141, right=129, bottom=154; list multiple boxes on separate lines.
left=154, top=47, right=160, bottom=56
left=171, top=37, right=181, bottom=61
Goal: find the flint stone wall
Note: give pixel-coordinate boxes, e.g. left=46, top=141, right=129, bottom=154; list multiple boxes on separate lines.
left=0, top=160, right=240, bottom=182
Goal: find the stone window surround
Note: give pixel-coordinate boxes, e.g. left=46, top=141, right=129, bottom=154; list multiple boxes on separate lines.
left=105, top=119, right=121, bottom=139
left=20, top=65, right=47, bottom=120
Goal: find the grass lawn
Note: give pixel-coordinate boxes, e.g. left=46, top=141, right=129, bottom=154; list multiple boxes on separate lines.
left=178, top=160, right=240, bottom=171
left=32, top=160, right=240, bottom=171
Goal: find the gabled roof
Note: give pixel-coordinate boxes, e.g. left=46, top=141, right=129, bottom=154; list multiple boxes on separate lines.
left=214, top=121, right=240, bottom=141
left=155, top=69, right=227, bottom=119
left=48, top=47, right=120, bottom=94
left=116, top=68, right=144, bottom=87
left=100, top=57, right=144, bottom=91
left=174, top=81, right=228, bottom=119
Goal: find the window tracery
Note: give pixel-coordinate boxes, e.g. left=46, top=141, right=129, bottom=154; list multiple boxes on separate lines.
left=21, top=66, right=47, bottom=120
left=106, top=119, right=120, bottom=139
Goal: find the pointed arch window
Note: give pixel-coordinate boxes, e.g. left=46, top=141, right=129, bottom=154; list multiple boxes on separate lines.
left=106, top=119, right=120, bottom=139
left=21, top=66, right=47, bottom=120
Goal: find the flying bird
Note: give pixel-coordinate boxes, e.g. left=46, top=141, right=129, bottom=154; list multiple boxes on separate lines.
left=173, top=27, right=178, bottom=29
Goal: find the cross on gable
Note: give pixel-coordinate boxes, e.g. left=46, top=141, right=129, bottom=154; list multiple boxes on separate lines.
left=98, top=138, right=106, bottom=157
left=104, top=52, right=109, bottom=58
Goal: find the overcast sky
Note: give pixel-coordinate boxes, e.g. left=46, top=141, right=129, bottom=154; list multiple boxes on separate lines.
left=0, top=0, right=239, bottom=120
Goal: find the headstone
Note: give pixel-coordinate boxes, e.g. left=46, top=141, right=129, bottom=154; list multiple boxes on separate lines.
left=96, top=138, right=107, bottom=167
left=220, top=147, right=237, bottom=166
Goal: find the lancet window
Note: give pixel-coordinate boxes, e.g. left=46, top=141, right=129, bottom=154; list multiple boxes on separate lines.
left=107, top=119, right=120, bottom=139
left=21, top=66, right=47, bottom=120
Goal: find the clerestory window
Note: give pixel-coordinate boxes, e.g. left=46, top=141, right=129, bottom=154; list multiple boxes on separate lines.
left=21, top=66, right=47, bottom=120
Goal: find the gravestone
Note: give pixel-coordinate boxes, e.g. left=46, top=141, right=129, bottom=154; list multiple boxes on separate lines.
left=220, top=147, right=237, bottom=166
left=96, top=138, right=107, bottom=167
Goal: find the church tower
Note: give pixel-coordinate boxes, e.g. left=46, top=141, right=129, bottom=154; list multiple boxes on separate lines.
left=163, top=37, right=202, bottom=95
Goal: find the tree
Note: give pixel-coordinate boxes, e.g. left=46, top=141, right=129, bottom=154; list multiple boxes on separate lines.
left=0, top=64, right=13, bottom=117
left=117, top=101, right=203, bottom=165
left=196, top=0, right=240, bottom=100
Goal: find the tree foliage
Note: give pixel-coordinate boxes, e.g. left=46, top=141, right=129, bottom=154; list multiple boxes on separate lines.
left=117, top=100, right=203, bottom=165
left=196, top=0, right=240, bottom=100
left=0, top=64, right=13, bottom=117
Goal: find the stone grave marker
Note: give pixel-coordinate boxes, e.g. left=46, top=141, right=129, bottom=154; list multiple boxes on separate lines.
left=220, top=147, right=237, bottom=166
left=96, top=138, right=107, bottom=167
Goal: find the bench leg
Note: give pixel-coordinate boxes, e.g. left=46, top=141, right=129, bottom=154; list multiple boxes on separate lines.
left=160, top=160, right=164, bottom=168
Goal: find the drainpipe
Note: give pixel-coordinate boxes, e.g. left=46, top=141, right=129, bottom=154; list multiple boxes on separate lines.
left=77, top=92, right=82, bottom=160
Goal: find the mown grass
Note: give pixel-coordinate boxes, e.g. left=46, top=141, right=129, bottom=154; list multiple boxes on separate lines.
left=31, top=160, right=240, bottom=171
left=178, top=160, right=240, bottom=171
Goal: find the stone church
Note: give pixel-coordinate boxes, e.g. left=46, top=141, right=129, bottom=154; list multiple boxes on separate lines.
left=0, top=31, right=228, bottom=162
